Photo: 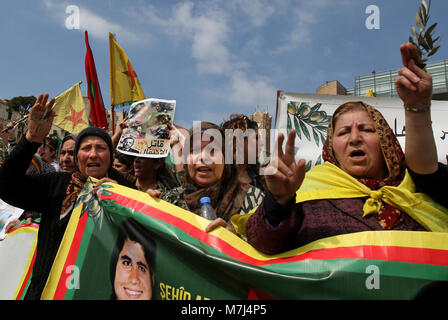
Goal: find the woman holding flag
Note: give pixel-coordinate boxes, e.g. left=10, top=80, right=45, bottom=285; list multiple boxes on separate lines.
left=0, top=93, right=135, bottom=299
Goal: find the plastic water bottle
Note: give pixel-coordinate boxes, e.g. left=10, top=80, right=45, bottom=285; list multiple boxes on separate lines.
left=199, top=197, right=217, bottom=220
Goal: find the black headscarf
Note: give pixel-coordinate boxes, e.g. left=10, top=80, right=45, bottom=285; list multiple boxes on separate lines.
left=73, top=127, right=114, bottom=171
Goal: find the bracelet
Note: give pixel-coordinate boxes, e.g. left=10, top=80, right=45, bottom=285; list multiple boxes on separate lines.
left=404, top=105, right=430, bottom=113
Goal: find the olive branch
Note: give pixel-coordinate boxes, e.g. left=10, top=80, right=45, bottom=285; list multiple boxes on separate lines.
left=287, top=101, right=331, bottom=170
left=409, top=0, right=441, bottom=67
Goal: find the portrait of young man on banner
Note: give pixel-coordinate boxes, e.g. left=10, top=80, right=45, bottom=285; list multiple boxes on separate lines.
left=109, top=219, right=157, bottom=300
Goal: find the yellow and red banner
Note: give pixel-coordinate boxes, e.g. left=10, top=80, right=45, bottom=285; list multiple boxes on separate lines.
left=0, top=221, right=39, bottom=300
left=38, top=181, right=448, bottom=300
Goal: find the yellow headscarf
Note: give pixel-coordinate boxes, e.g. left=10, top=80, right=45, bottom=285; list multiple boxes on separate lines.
left=231, top=162, right=448, bottom=236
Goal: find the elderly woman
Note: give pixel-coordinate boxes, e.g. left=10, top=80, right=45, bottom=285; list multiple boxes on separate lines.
left=0, top=94, right=135, bottom=299
left=245, top=98, right=448, bottom=254
left=58, top=134, right=77, bottom=173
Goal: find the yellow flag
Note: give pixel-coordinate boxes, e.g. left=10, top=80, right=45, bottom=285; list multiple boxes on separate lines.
left=109, top=33, right=146, bottom=106
left=53, top=82, right=90, bottom=133
left=365, top=88, right=375, bottom=97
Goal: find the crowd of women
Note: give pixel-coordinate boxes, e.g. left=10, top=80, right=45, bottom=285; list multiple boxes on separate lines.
left=0, top=42, right=446, bottom=299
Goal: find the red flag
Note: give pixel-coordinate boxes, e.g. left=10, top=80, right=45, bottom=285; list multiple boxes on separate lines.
left=84, top=30, right=108, bottom=130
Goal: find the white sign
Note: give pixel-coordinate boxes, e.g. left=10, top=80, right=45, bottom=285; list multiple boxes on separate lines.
left=275, top=91, right=448, bottom=169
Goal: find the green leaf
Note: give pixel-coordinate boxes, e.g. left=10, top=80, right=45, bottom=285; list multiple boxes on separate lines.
left=428, top=45, right=440, bottom=57
left=287, top=114, right=292, bottom=134
left=411, top=26, right=419, bottom=42
left=416, top=13, right=423, bottom=32
left=310, top=103, right=322, bottom=113
left=422, top=0, right=429, bottom=16
left=425, top=30, right=433, bottom=47
left=299, top=119, right=311, bottom=141
left=294, top=116, right=302, bottom=139
left=320, top=132, right=326, bottom=146
left=306, top=160, right=312, bottom=172
left=426, top=22, right=437, bottom=36
left=316, top=154, right=322, bottom=166
left=419, top=6, right=426, bottom=24
left=313, top=128, right=320, bottom=147
left=315, top=125, right=328, bottom=132
left=320, top=115, right=332, bottom=124
left=418, top=34, right=430, bottom=51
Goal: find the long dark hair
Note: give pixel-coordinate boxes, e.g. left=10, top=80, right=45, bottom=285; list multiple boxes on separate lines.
left=109, top=219, right=157, bottom=300
left=184, top=121, right=238, bottom=196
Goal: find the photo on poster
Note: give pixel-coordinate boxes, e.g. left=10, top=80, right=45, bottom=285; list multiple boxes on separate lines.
left=117, top=98, right=176, bottom=158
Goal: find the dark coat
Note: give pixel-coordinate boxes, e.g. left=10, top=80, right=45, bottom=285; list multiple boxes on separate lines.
left=246, top=192, right=425, bottom=255
left=409, top=163, right=448, bottom=209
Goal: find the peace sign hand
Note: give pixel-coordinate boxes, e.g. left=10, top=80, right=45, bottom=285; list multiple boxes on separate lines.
left=263, top=129, right=306, bottom=206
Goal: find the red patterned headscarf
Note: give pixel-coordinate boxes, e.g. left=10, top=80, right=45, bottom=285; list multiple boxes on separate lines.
left=322, top=101, right=407, bottom=229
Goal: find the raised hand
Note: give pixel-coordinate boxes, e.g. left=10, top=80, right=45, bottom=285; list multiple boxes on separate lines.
left=25, top=93, right=56, bottom=143
left=263, top=129, right=306, bottom=205
left=396, top=42, right=433, bottom=108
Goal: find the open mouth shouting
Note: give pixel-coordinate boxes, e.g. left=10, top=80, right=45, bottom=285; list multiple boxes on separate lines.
left=349, top=149, right=367, bottom=163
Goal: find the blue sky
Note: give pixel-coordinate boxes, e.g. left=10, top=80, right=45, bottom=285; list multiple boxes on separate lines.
left=1, top=0, right=447, bottom=129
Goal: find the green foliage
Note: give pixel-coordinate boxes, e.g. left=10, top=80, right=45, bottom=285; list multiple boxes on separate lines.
left=287, top=101, right=331, bottom=170
left=6, top=96, right=36, bottom=116
left=409, top=0, right=441, bottom=64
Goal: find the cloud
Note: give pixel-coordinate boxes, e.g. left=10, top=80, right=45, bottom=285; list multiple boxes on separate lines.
left=227, top=0, right=275, bottom=27
left=140, top=2, right=277, bottom=111
left=273, top=0, right=351, bottom=53
left=43, top=0, right=141, bottom=42
left=142, top=2, right=231, bottom=76
left=273, top=7, right=317, bottom=53
left=228, top=72, right=276, bottom=110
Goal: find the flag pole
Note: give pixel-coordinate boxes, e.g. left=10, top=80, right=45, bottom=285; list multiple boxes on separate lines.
left=111, top=105, right=115, bottom=135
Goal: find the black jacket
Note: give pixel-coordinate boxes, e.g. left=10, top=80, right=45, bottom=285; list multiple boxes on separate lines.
left=0, top=137, right=135, bottom=299
left=409, top=162, right=448, bottom=209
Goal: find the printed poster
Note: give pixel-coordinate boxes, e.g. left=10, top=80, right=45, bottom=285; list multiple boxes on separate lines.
left=117, top=98, right=176, bottom=158
left=276, top=91, right=448, bottom=170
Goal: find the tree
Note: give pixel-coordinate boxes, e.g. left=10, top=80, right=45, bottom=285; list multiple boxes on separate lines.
left=6, top=96, right=36, bottom=119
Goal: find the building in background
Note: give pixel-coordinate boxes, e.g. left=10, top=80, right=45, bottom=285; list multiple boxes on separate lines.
left=316, top=80, right=347, bottom=96
left=250, top=110, right=272, bottom=157
left=345, top=58, right=448, bottom=100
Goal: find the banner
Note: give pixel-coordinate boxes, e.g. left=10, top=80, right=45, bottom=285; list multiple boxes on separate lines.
left=109, top=32, right=146, bottom=106
left=41, top=180, right=448, bottom=300
left=53, top=82, right=89, bottom=134
left=276, top=91, right=448, bottom=170
left=116, top=98, right=176, bottom=158
left=85, top=30, right=108, bottom=130
left=0, top=220, right=38, bottom=300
